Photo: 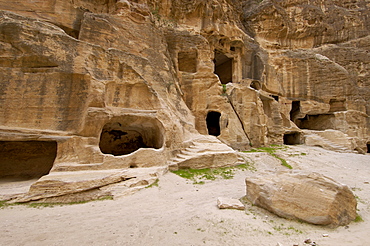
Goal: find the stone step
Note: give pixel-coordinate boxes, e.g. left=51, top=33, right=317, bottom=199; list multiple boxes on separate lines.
left=303, top=130, right=354, bottom=153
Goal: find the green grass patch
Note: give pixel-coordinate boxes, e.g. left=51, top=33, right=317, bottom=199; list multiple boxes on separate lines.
left=354, top=214, right=364, bottom=223
left=243, top=145, right=292, bottom=169
left=272, top=224, right=303, bottom=235
left=0, top=200, right=10, bottom=208
left=171, top=164, right=253, bottom=184
left=146, top=179, right=159, bottom=188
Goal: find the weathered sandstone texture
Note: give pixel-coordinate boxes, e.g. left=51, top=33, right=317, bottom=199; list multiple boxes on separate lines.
left=0, top=0, right=369, bottom=201
left=217, top=197, right=245, bottom=210
left=245, top=171, right=357, bottom=227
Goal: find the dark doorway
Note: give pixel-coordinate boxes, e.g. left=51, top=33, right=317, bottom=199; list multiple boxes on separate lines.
left=206, top=111, right=221, bottom=136
left=367, top=143, right=370, bottom=153
left=0, top=141, right=57, bottom=179
left=290, top=101, right=301, bottom=122
left=283, top=132, right=302, bottom=145
left=214, top=50, right=233, bottom=84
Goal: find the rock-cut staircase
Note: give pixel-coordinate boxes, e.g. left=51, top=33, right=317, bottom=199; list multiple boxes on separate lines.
left=167, top=136, right=242, bottom=170
left=303, top=129, right=354, bottom=153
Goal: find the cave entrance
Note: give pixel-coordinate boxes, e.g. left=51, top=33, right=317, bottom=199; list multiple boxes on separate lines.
left=206, top=111, right=221, bottom=136
left=0, top=141, right=57, bottom=179
left=214, top=50, right=233, bottom=84
left=367, top=143, right=370, bottom=153
left=99, top=116, right=163, bottom=156
left=283, top=132, right=302, bottom=145
left=290, top=101, right=301, bottom=124
left=298, top=114, right=335, bottom=130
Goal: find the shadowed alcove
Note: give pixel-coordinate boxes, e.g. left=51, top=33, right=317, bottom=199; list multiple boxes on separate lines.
left=367, top=143, right=370, bottom=153
left=178, top=50, right=198, bottom=73
left=0, top=141, right=57, bottom=179
left=283, top=132, right=302, bottom=145
left=214, top=50, right=233, bottom=84
left=99, top=116, right=164, bottom=156
left=297, top=114, right=335, bottom=130
left=290, top=101, right=301, bottom=124
left=206, top=111, right=221, bottom=136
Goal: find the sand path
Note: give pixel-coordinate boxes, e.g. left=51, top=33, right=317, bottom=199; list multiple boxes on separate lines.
left=1, top=146, right=369, bottom=246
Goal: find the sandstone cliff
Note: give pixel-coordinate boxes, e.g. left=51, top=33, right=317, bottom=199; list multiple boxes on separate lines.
left=0, top=0, right=369, bottom=195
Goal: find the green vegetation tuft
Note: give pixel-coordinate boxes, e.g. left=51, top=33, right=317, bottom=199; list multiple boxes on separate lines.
left=243, top=145, right=292, bottom=169
left=222, top=84, right=227, bottom=93
left=0, top=200, right=9, bottom=208
left=354, top=214, right=364, bottom=223
left=171, top=163, right=254, bottom=184
left=146, top=179, right=159, bottom=188
left=272, top=224, right=303, bottom=235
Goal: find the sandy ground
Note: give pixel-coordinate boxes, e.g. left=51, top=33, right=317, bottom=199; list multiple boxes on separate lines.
left=0, top=145, right=369, bottom=246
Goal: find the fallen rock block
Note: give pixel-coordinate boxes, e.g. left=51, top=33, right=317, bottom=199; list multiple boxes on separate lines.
left=10, top=167, right=166, bottom=203
left=217, top=197, right=245, bottom=210
left=245, top=171, right=357, bottom=227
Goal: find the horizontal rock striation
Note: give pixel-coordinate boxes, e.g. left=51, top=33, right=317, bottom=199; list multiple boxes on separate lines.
left=0, top=0, right=369, bottom=201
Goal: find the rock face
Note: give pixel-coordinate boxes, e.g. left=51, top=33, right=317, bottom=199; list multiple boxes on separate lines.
left=245, top=171, right=357, bottom=227
left=0, top=0, right=369, bottom=200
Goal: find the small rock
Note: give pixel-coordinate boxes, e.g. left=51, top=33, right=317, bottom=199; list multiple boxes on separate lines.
left=276, top=243, right=283, bottom=246
left=364, top=181, right=369, bottom=184
left=322, top=233, right=329, bottom=237
left=293, top=244, right=299, bottom=246
left=217, top=197, right=245, bottom=210
left=345, top=225, right=349, bottom=229
left=304, top=238, right=312, bottom=244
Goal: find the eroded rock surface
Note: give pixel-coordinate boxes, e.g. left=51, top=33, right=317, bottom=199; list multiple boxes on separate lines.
left=0, top=0, right=369, bottom=201
left=245, top=171, right=357, bottom=227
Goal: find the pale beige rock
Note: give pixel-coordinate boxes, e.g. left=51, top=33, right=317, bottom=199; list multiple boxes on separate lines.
left=217, top=197, right=245, bottom=210
left=11, top=167, right=166, bottom=203
left=168, top=136, right=239, bottom=170
left=245, top=171, right=357, bottom=227
left=0, top=0, right=369, bottom=202
left=303, top=129, right=355, bottom=153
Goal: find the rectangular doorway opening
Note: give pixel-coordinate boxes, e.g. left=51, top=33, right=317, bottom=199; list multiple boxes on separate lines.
left=214, top=50, right=233, bottom=84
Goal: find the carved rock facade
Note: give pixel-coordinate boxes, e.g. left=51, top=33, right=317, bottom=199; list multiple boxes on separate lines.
left=0, top=0, right=369, bottom=200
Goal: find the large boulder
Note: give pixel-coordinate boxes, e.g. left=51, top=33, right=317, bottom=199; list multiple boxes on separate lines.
left=245, top=171, right=357, bottom=227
